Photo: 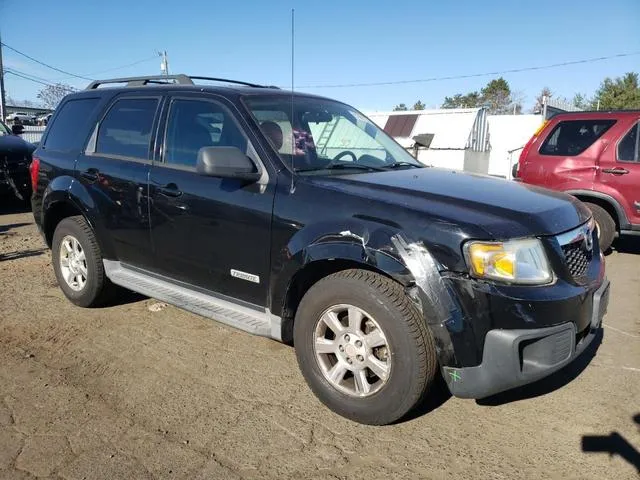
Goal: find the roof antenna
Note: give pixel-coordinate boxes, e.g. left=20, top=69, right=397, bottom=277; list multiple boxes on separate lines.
left=290, top=8, right=296, bottom=193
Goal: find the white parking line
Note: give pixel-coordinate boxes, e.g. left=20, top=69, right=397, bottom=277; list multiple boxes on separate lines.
left=604, top=324, right=639, bottom=338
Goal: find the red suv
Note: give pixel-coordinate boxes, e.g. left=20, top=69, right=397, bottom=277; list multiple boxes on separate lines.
left=515, top=110, right=640, bottom=251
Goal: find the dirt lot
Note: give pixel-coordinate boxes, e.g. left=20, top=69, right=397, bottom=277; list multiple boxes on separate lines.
left=0, top=203, right=638, bottom=480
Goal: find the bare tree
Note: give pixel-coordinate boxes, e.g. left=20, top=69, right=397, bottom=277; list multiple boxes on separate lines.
left=37, top=84, right=75, bottom=109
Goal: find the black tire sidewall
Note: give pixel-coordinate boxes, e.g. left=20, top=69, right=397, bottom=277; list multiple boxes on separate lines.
left=51, top=217, right=103, bottom=307
left=584, top=202, right=616, bottom=252
left=294, top=273, right=430, bottom=425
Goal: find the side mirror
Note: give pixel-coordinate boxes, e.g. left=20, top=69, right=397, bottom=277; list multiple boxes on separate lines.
left=196, top=146, right=261, bottom=182
left=511, top=162, right=519, bottom=179
left=11, top=124, right=24, bottom=135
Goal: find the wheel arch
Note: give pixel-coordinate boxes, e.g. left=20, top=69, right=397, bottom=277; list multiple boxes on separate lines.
left=41, top=178, right=116, bottom=258
left=566, top=190, right=629, bottom=231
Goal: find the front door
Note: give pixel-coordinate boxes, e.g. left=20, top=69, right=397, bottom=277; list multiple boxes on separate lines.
left=598, top=119, right=640, bottom=226
left=148, top=95, right=275, bottom=307
left=76, top=95, right=161, bottom=269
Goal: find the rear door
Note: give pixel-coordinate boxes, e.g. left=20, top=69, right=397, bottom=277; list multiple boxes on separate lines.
left=76, top=95, right=161, bottom=269
left=148, top=93, right=275, bottom=307
left=523, top=117, right=615, bottom=191
left=597, top=117, right=640, bottom=226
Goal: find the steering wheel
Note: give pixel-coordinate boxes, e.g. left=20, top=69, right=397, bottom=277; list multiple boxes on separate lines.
left=331, top=150, right=358, bottom=162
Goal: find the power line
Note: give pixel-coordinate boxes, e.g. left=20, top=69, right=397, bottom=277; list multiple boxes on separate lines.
left=0, top=41, right=93, bottom=81
left=299, top=51, right=640, bottom=89
left=58, top=54, right=158, bottom=79
left=4, top=69, right=55, bottom=87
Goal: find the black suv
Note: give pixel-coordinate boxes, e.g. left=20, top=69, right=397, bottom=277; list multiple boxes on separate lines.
left=31, top=75, right=609, bottom=425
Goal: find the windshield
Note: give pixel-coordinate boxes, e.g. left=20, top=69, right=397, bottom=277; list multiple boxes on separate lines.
left=0, top=121, right=10, bottom=136
left=244, top=95, right=422, bottom=174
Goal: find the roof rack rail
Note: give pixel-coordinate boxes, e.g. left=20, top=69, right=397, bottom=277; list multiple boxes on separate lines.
left=85, top=75, right=194, bottom=90
left=85, top=74, right=280, bottom=90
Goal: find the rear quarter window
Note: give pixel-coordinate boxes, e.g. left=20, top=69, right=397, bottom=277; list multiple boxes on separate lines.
left=539, top=119, right=616, bottom=157
left=43, top=98, right=100, bottom=152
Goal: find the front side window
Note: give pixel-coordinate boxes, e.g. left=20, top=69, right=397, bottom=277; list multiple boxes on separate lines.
left=96, top=98, right=158, bottom=159
left=244, top=95, right=422, bottom=174
left=540, top=119, right=615, bottom=157
left=618, top=122, right=639, bottom=163
left=164, top=98, right=248, bottom=168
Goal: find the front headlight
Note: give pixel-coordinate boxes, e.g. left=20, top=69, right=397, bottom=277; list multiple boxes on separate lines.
left=464, top=238, right=552, bottom=285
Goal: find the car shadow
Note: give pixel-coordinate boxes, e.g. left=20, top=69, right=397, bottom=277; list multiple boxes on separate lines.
left=611, top=237, right=640, bottom=255
left=101, top=288, right=148, bottom=308
left=0, top=248, right=47, bottom=262
left=0, top=222, right=32, bottom=234
left=395, top=371, right=452, bottom=424
left=582, top=414, right=640, bottom=473
left=476, top=328, right=603, bottom=407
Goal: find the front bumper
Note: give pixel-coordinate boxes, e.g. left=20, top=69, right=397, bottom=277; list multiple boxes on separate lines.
left=443, top=278, right=609, bottom=399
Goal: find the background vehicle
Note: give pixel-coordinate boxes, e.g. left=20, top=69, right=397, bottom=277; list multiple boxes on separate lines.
left=515, top=110, right=640, bottom=251
left=0, top=120, right=36, bottom=201
left=37, top=113, right=53, bottom=126
left=31, top=74, right=608, bottom=425
left=6, top=111, right=34, bottom=125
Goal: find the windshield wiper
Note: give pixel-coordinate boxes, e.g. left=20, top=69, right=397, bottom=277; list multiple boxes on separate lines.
left=383, top=162, right=424, bottom=169
left=298, top=163, right=386, bottom=173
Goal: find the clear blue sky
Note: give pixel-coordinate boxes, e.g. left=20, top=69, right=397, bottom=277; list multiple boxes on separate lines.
left=2, top=0, right=639, bottom=111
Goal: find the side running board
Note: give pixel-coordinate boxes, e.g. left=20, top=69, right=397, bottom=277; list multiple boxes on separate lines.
left=103, top=260, right=281, bottom=340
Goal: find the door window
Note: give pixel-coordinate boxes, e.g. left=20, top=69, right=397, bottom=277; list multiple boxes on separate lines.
left=618, top=122, right=639, bottom=162
left=540, top=119, right=615, bottom=156
left=44, top=98, right=100, bottom=152
left=164, top=99, right=248, bottom=167
left=96, top=98, right=158, bottom=159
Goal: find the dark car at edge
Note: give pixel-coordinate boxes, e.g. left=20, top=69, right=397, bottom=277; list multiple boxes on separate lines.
left=30, top=74, right=609, bottom=425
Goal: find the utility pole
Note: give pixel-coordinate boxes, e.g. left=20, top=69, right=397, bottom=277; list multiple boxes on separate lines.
left=0, top=31, right=6, bottom=121
left=159, top=50, right=169, bottom=76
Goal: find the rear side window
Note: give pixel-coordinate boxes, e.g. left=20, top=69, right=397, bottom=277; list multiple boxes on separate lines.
left=96, top=98, right=158, bottom=159
left=618, top=122, right=639, bottom=162
left=44, top=98, right=100, bottom=151
left=540, top=119, right=615, bottom=157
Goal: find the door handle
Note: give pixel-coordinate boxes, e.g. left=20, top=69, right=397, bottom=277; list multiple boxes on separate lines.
left=158, top=183, right=183, bottom=198
left=81, top=168, right=99, bottom=181
left=602, top=167, right=629, bottom=175
left=634, top=201, right=640, bottom=210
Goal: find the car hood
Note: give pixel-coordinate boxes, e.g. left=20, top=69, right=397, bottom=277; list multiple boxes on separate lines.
left=308, top=167, right=590, bottom=239
left=0, top=135, right=35, bottom=158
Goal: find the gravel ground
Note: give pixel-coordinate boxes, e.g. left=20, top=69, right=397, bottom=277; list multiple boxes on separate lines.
left=1, top=202, right=639, bottom=480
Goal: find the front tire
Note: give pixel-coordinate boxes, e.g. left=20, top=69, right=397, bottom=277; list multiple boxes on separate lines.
left=293, top=269, right=437, bottom=425
left=51, top=216, right=114, bottom=307
left=583, top=202, right=616, bottom=252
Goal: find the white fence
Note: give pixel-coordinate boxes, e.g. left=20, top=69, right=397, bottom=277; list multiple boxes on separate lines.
left=18, top=126, right=46, bottom=145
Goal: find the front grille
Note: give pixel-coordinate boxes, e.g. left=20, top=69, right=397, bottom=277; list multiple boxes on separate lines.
left=556, top=220, right=596, bottom=282
left=561, top=241, right=592, bottom=278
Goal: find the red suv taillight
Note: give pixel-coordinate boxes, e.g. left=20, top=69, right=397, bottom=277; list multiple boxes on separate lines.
left=29, top=157, right=40, bottom=191
left=514, top=120, right=548, bottom=179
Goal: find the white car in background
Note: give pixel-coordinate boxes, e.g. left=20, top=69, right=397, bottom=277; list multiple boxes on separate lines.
left=5, top=112, right=34, bottom=124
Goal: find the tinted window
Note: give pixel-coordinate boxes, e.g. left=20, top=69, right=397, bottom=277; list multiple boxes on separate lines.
left=44, top=98, right=100, bottom=151
left=164, top=99, right=247, bottom=167
left=618, top=122, right=639, bottom=162
left=96, top=98, right=158, bottom=159
left=540, top=119, right=615, bottom=156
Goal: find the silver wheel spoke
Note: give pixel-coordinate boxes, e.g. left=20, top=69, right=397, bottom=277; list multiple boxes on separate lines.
left=60, top=257, right=70, bottom=268
left=354, top=369, right=371, bottom=395
left=63, top=240, right=73, bottom=253
left=347, top=306, right=363, bottom=331
left=364, top=329, right=386, bottom=349
left=327, top=362, right=347, bottom=383
left=367, top=357, right=389, bottom=380
left=65, top=269, right=76, bottom=287
left=322, top=311, right=344, bottom=335
left=315, top=337, right=336, bottom=355
left=76, top=250, right=86, bottom=262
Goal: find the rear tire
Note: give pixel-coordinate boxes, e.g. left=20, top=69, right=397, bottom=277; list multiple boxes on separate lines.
left=293, top=269, right=437, bottom=425
left=583, top=202, right=616, bottom=252
left=52, top=215, right=114, bottom=307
